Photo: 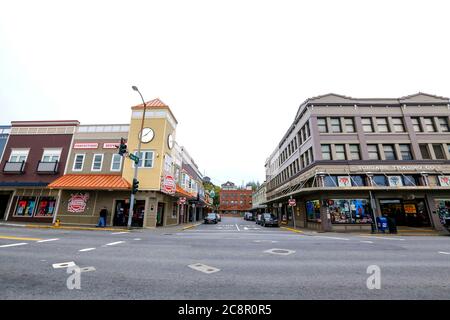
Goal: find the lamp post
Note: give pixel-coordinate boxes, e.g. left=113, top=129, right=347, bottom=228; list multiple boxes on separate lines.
left=128, top=85, right=147, bottom=229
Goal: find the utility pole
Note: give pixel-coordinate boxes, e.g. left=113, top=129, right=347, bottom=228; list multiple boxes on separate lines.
left=127, top=85, right=147, bottom=229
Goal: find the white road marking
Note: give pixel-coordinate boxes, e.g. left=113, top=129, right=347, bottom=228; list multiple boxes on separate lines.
left=253, top=240, right=278, bottom=243
left=235, top=224, right=240, bottom=231
left=438, top=251, right=450, bottom=255
left=79, top=248, right=96, bottom=252
left=188, top=263, right=220, bottom=274
left=111, top=232, right=129, bottom=235
left=0, top=242, right=28, bottom=248
left=264, top=248, right=296, bottom=256
left=104, top=241, right=125, bottom=246
left=80, top=266, right=96, bottom=272
left=359, top=236, right=405, bottom=241
left=360, top=241, right=374, bottom=244
left=133, top=238, right=141, bottom=241
left=37, top=238, right=59, bottom=243
left=52, top=261, right=76, bottom=269
left=314, top=236, right=350, bottom=241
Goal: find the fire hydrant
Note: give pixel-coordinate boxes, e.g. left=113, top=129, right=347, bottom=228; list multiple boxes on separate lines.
left=54, top=219, right=61, bottom=227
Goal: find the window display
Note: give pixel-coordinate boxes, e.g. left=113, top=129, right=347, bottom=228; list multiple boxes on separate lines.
left=328, top=199, right=372, bottom=224
left=306, top=200, right=321, bottom=221
left=14, top=196, right=37, bottom=217
left=35, top=197, right=56, bottom=217
left=435, top=199, right=450, bottom=225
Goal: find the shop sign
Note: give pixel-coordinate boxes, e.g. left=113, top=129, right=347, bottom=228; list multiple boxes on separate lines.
left=178, top=197, right=186, bottom=205
left=438, top=176, right=450, bottom=187
left=74, top=143, right=98, bottom=149
left=288, top=199, right=296, bottom=207
left=68, top=193, right=89, bottom=213
left=161, top=175, right=176, bottom=195
left=103, top=143, right=119, bottom=149
left=388, top=176, right=403, bottom=187
left=404, top=204, right=417, bottom=214
left=337, top=176, right=352, bottom=187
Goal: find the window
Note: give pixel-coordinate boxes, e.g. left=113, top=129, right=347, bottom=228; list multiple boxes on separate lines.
left=419, top=144, right=431, bottom=159
left=321, top=144, right=332, bottom=160
left=42, top=149, right=61, bottom=162
left=335, top=144, right=346, bottom=160
left=330, top=118, right=342, bottom=133
left=328, top=199, right=372, bottom=224
left=172, top=203, right=177, bottom=218
left=367, top=145, right=380, bottom=160
left=73, top=154, right=85, bottom=171
left=9, top=149, right=29, bottom=163
left=306, top=200, right=321, bottom=222
left=403, top=175, right=419, bottom=186
left=411, top=117, right=422, bottom=132
left=92, top=154, right=103, bottom=171
left=438, top=117, right=449, bottom=132
left=433, top=144, right=445, bottom=159
left=383, top=144, right=396, bottom=160
left=361, top=118, right=374, bottom=132
left=324, top=176, right=338, bottom=187
left=351, top=175, right=365, bottom=186
left=35, top=197, right=57, bottom=217
left=134, top=150, right=154, bottom=168
left=391, top=118, right=405, bottom=132
left=111, top=154, right=123, bottom=171
left=399, top=144, right=413, bottom=160
left=423, top=117, right=436, bottom=132
left=317, top=118, right=328, bottom=133
left=14, top=196, right=37, bottom=217
left=349, top=144, right=360, bottom=160
left=372, top=175, right=387, bottom=186
left=376, top=117, right=389, bottom=132
left=305, top=122, right=310, bottom=137
left=344, top=118, right=355, bottom=133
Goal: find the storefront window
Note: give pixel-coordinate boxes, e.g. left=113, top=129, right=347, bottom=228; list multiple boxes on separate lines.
left=403, top=175, right=419, bottom=186
left=328, top=199, right=372, bottom=224
left=323, top=176, right=337, bottom=187
left=306, top=200, right=321, bottom=222
left=435, top=199, right=450, bottom=223
left=14, top=196, right=37, bottom=217
left=372, top=175, right=387, bottom=186
left=351, top=175, right=365, bottom=186
left=35, top=197, right=56, bottom=217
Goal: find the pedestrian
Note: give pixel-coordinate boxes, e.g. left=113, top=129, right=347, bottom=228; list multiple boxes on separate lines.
left=96, top=206, right=108, bottom=227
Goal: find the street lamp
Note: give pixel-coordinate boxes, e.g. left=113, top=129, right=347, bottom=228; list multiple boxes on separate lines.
left=128, top=85, right=147, bottom=229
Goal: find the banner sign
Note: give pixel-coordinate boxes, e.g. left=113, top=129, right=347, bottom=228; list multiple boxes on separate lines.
left=438, top=176, right=450, bottom=187
left=288, top=199, right=296, bottom=207
left=161, top=175, right=176, bottom=195
left=103, top=143, right=119, bottom=149
left=388, top=176, right=403, bottom=187
left=68, top=193, right=89, bottom=213
left=73, top=143, right=98, bottom=149
left=337, top=176, right=352, bottom=187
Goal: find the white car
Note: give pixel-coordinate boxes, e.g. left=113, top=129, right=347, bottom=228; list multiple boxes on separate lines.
left=216, top=213, right=221, bottom=222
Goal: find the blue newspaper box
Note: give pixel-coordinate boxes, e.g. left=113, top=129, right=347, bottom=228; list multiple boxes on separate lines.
left=376, top=217, right=388, bottom=232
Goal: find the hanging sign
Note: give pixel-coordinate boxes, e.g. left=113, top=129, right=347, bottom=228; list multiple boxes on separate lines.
left=161, top=175, right=176, bottom=195
left=288, top=199, right=296, bottom=207
left=337, top=176, right=352, bottom=187
left=68, top=193, right=90, bottom=213
left=388, top=176, right=403, bottom=187
left=438, top=176, right=450, bottom=187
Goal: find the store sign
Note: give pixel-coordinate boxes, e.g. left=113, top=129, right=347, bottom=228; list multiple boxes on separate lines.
left=288, top=199, right=296, bottom=207
left=403, top=204, right=417, bottom=214
left=161, top=175, right=176, bottom=195
left=388, top=176, right=403, bottom=187
left=73, top=143, right=98, bottom=149
left=103, top=143, right=119, bottom=149
left=438, top=176, right=450, bottom=187
left=68, top=193, right=89, bottom=213
left=178, top=197, right=186, bottom=205
left=337, top=176, right=352, bottom=187
left=356, top=165, right=441, bottom=171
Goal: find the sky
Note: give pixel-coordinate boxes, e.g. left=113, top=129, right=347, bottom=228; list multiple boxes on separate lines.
left=1, top=0, right=450, bottom=186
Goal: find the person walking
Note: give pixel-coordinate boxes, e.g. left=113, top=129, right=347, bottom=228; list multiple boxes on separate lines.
left=96, top=206, right=108, bottom=227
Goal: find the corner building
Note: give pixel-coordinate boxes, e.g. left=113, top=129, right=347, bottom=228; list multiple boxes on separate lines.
left=264, top=93, right=450, bottom=232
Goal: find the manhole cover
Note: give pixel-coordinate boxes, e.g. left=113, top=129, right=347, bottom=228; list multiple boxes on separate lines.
left=264, top=248, right=296, bottom=256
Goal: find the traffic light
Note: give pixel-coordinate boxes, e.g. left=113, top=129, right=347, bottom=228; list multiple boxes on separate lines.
left=132, top=178, right=139, bottom=194
left=118, top=138, right=127, bottom=156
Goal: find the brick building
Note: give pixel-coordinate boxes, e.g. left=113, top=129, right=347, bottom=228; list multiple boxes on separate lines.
left=219, top=181, right=252, bottom=215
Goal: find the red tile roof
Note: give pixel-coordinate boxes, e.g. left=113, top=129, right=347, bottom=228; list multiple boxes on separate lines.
left=132, top=98, right=178, bottom=124
left=48, top=174, right=131, bottom=190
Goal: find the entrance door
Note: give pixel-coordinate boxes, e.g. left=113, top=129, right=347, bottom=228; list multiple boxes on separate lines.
left=114, top=200, right=145, bottom=227
left=0, top=195, right=11, bottom=220
left=379, top=199, right=431, bottom=227
left=157, top=202, right=165, bottom=226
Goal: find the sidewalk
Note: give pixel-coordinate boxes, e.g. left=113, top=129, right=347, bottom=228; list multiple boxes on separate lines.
left=280, top=225, right=449, bottom=236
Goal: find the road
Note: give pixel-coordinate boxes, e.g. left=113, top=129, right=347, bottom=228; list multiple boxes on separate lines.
left=1, top=217, right=449, bottom=299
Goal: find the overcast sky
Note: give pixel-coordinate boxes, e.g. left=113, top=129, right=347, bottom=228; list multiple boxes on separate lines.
left=1, top=0, right=449, bottom=186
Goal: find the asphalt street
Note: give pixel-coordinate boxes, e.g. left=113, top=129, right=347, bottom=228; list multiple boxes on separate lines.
left=1, top=217, right=449, bottom=299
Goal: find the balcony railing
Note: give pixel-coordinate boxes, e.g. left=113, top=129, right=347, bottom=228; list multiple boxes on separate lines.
left=36, top=160, right=59, bottom=174
left=3, top=161, right=26, bottom=173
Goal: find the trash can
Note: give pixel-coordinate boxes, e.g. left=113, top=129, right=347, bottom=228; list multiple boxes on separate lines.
left=376, top=217, right=388, bottom=233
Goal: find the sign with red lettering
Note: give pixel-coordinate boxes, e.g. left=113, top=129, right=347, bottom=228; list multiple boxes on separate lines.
left=288, top=199, right=296, bottom=207
left=73, top=143, right=98, bottom=149
left=337, top=176, right=352, bottom=187
left=103, top=143, right=119, bottom=149
left=161, top=175, right=176, bottom=195
left=68, top=193, right=90, bottom=213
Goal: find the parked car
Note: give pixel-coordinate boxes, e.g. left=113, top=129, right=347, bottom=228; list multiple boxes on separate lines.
left=261, top=213, right=279, bottom=227
left=204, top=213, right=218, bottom=224
left=216, top=213, right=221, bottom=222
left=244, top=212, right=253, bottom=221
left=255, top=213, right=263, bottom=225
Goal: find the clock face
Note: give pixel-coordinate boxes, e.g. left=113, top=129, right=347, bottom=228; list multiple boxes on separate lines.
left=139, top=127, right=154, bottom=143
left=167, top=134, right=174, bottom=149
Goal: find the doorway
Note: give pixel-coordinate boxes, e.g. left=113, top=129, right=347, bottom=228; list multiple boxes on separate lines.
left=113, top=200, right=145, bottom=227
left=0, top=194, right=11, bottom=220
left=379, top=199, right=431, bottom=227
left=156, top=202, right=165, bottom=226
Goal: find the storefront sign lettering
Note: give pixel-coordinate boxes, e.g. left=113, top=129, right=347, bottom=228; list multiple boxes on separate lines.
left=68, top=193, right=90, bottom=213
left=356, top=165, right=440, bottom=171
left=438, top=176, right=450, bottom=187
left=73, top=143, right=99, bottom=149
left=103, top=143, right=119, bottom=149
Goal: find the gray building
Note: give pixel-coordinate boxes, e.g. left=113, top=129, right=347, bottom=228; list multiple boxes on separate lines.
left=264, top=93, right=450, bottom=232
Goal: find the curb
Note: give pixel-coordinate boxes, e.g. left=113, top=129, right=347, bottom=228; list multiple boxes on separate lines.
left=181, top=223, right=202, bottom=231
left=0, top=223, right=129, bottom=232
left=280, top=226, right=304, bottom=234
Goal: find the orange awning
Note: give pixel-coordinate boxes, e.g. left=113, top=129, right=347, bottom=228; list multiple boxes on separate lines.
left=175, top=185, right=196, bottom=199
left=48, top=174, right=131, bottom=190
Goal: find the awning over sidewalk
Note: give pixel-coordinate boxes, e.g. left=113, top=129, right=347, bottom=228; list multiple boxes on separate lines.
left=48, top=174, right=131, bottom=190
left=175, top=185, right=196, bottom=199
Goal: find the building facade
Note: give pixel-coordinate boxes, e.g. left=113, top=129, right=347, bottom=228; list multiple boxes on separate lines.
left=264, top=93, right=450, bottom=232
left=251, top=182, right=267, bottom=214
left=0, top=120, right=78, bottom=223
left=0, top=125, right=11, bottom=220
left=219, top=181, right=252, bottom=214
